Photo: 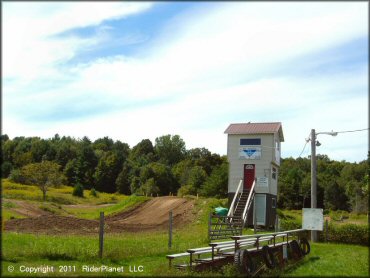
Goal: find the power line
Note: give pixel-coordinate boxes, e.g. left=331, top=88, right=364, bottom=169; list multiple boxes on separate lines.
left=298, top=132, right=311, bottom=158
left=297, top=128, right=368, bottom=158
left=335, top=128, right=369, bottom=134
left=298, top=140, right=309, bottom=158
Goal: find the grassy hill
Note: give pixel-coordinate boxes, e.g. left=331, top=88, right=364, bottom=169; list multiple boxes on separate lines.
left=2, top=179, right=150, bottom=221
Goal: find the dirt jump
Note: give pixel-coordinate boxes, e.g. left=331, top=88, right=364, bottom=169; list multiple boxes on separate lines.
left=4, top=197, right=195, bottom=235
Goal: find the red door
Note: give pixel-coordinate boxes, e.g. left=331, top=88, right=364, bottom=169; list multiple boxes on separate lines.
left=244, top=164, right=255, bottom=191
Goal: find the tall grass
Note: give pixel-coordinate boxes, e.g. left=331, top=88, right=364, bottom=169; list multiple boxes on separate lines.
left=2, top=179, right=126, bottom=205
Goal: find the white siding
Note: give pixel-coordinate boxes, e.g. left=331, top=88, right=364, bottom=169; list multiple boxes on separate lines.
left=227, top=133, right=280, bottom=196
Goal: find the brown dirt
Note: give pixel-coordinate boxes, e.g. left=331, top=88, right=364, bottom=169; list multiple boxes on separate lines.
left=4, top=196, right=195, bottom=235
left=62, top=203, right=114, bottom=209
left=3, top=199, right=53, bottom=217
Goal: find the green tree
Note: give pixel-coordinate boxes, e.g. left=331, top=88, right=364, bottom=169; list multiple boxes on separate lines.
left=200, top=161, right=228, bottom=198
left=187, top=148, right=224, bottom=175
left=172, top=159, right=193, bottom=186
left=92, top=137, right=114, bottom=152
left=94, top=151, right=122, bottom=193
left=72, top=137, right=98, bottom=188
left=55, top=137, right=78, bottom=168
left=155, top=135, right=186, bottom=166
left=11, top=161, right=65, bottom=200
left=115, top=162, right=131, bottom=195
left=138, top=178, right=160, bottom=196
left=188, top=166, right=207, bottom=189
left=130, top=176, right=141, bottom=195
left=1, top=161, right=13, bottom=178
left=63, top=158, right=78, bottom=186
left=324, top=180, right=349, bottom=210
left=139, top=162, right=178, bottom=195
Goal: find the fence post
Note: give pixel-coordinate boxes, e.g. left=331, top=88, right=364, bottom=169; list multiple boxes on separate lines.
left=275, top=216, right=279, bottom=232
left=253, top=200, right=257, bottom=234
left=208, top=212, right=212, bottom=242
left=325, top=219, right=328, bottom=243
left=168, top=210, right=173, bottom=248
left=99, top=212, right=104, bottom=258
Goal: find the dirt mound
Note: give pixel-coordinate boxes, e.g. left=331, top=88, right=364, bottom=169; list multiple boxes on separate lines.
left=107, top=196, right=194, bottom=227
left=4, top=215, right=100, bottom=234
left=3, top=199, right=54, bottom=218
left=4, top=197, right=195, bottom=235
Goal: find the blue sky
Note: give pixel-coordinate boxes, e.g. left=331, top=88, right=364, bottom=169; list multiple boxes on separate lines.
left=2, top=2, right=368, bottom=162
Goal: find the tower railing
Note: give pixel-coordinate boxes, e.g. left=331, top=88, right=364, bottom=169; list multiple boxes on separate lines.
left=242, top=178, right=256, bottom=223
left=227, top=179, right=243, bottom=219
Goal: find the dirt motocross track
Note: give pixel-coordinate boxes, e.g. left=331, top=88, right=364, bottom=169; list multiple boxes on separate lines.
left=4, top=197, right=195, bottom=235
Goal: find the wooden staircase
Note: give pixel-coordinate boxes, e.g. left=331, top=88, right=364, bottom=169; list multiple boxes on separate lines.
left=208, top=180, right=256, bottom=241
left=229, top=190, right=249, bottom=228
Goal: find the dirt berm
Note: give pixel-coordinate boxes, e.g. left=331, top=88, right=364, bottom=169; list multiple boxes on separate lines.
left=4, top=196, right=195, bottom=235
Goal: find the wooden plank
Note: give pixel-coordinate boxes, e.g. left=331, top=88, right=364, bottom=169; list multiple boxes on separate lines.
left=195, top=256, right=226, bottom=262
left=166, top=253, right=190, bottom=259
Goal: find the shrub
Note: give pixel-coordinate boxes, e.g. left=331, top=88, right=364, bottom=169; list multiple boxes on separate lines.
left=72, top=183, right=84, bottom=197
left=319, top=223, right=368, bottom=246
left=9, top=169, right=25, bottom=184
left=1, top=161, right=13, bottom=178
left=177, top=184, right=197, bottom=197
left=90, top=188, right=98, bottom=197
left=329, top=210, right=349, bottom=221
left=280, top=218, right=301, bottom=231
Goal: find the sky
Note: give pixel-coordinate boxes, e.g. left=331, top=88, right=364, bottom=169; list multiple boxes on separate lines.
left=2, top=2, right=368, bottom=162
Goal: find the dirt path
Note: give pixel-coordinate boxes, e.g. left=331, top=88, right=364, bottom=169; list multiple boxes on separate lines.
left=4, top=197, right=195, bottom=234
left=3, top=199, right=53, bottom=218
left=107, top=196, right=194, bottom=229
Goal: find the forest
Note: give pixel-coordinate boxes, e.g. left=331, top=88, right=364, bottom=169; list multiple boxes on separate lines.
left=1, top=134, right=368, bottom=212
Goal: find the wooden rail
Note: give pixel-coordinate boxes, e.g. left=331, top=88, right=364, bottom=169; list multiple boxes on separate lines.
left=227, top=179, right=243, bottom=218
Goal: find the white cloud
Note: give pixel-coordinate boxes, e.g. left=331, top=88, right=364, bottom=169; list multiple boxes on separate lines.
left=2, top=2, right=153, bottom=79
left=2, top=2, right=368, bottom=162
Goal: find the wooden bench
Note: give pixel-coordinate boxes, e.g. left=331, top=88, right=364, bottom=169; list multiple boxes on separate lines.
left=187, top=246, right=216, bottom=267
left=166, top=252, right=190, bottom=268
left=167, top=230, right=306, bottom=269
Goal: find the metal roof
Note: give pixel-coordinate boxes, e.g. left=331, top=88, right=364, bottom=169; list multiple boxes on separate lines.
left=224, top=122, right=284, bottom=141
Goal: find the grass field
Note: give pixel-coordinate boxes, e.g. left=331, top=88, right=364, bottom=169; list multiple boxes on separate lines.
left=281, top=242, right=369, bottom=277
left=2, top=179, right=127, bottom=206
left=1, top=179, right=369, bottom=277
left=2, top=232, right=369, bottom=277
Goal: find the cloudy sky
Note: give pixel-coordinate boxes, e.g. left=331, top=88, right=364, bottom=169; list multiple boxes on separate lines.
left=2, top=2, right=368, bottom=162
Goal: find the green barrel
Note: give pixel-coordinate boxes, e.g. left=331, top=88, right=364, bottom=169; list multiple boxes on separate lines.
left=214, top=207, right=228, bottom=216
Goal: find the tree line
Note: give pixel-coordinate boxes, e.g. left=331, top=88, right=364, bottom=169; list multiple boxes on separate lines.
left=1, top=134, right=368, bottom=212
left=1, top=134, right=228, bottom=198
left=278, top=155, right=368, bottom=213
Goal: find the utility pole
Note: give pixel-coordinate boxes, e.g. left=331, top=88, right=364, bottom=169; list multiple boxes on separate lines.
left=310, top=129, right=318, bottom=242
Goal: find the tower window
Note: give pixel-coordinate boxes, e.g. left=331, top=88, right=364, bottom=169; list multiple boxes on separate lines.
left=272, top=167, right=277, bottom=180
left=240, top=138, right=261, bottom=145
left=272, top=198, right=276, bottom=208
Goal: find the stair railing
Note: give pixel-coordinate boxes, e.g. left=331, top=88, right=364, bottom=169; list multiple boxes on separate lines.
left=242, top=178, right=256, bottom=223
left=227, top=179, right=243, bottom=218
